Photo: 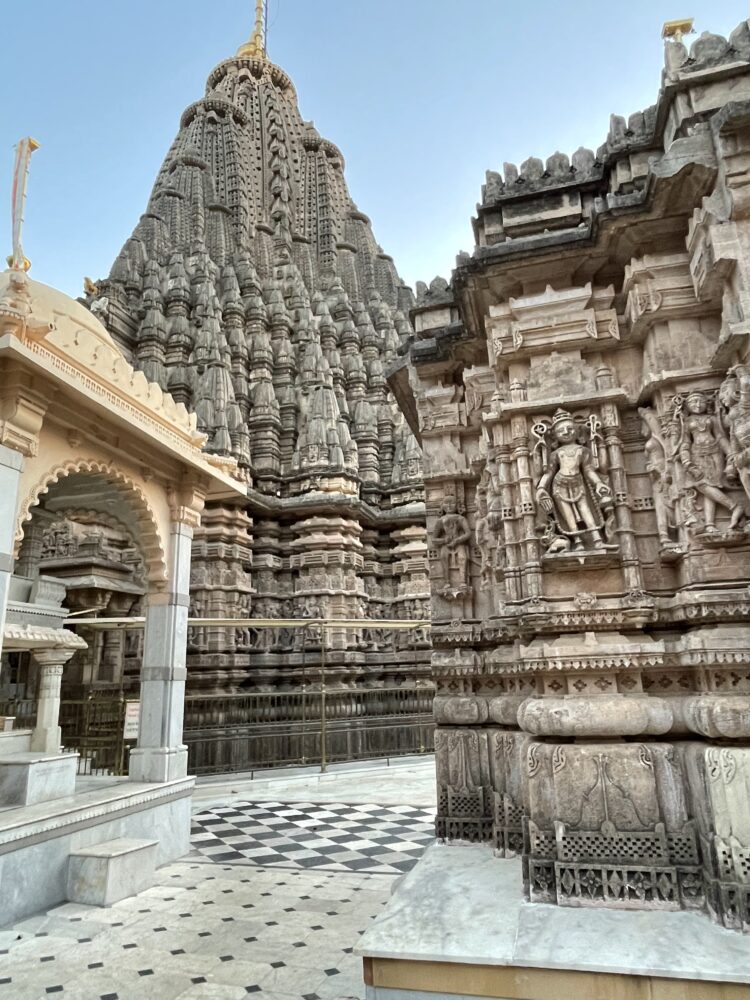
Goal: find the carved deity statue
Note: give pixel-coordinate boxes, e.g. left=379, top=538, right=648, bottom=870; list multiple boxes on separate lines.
left=474, top=487, right=495, bottom=587
left=42, top=521, right=77, bottom=558
left=638, top=406, right=681, bottom=554
left=672, top=391, right=744, bottom=534
left=433, top=496, right=471, bottom=598
left=719, top=365, right=750, bottom=512
left=535, top=409, right=614, bottom=552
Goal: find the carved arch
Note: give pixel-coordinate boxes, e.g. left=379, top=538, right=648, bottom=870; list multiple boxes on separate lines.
left=16, top=459, right=168, bottom=589
left=42, top=508, right=148, bottom=585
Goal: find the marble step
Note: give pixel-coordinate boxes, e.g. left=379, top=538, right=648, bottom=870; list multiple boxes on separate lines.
left=0, top=750, right=77, bottom=806
left=67, top=837, right=159, bottom=907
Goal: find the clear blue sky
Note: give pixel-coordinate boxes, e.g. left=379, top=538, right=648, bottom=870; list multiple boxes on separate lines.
left=2, top=1, right=748, bottom=297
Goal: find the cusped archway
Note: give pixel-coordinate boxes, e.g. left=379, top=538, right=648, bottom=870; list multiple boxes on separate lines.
left=16, top=460, right=168, bottom=590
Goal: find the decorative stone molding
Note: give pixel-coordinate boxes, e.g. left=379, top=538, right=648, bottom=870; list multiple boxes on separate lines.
left=3, top=623, right=87, bottom=651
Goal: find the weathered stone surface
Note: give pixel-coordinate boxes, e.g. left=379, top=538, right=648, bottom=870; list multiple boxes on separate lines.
left=395, top=19, right=750, bottom=930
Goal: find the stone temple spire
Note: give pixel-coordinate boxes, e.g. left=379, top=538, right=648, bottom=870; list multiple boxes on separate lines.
left=84, top=11, right=429, bottom=700
left=92, top=15, right=417, bottom=485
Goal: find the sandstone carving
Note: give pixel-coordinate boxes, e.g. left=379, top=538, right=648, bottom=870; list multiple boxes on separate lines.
left=672, top=391, right=744, bottom=537
left=393, top=19, right=750, bottom=932
left=432, top=497, right=471, bottom=599
left=534, top=409, right=615, bottom=553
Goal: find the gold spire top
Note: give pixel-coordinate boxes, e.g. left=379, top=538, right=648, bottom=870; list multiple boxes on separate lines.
left=662, top=18, right=695, bottom=43
left=237, top=0, right=267, bottom=59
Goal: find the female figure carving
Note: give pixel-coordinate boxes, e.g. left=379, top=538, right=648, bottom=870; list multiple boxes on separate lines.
left=638, top=406, right=680, bottom=553
left=674, top=392, right=743, bottom=534
left=719, top=365, right=750, bottom=510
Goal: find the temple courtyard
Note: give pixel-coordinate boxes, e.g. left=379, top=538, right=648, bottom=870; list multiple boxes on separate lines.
left=0, top=758, right=436, bottom=1000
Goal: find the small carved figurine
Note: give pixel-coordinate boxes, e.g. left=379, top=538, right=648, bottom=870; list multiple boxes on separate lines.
left=474, top=487, right=495, bottom=587
left=433, top=496, right=471, bottom=598
left=638, top=406, right=682, bottom=555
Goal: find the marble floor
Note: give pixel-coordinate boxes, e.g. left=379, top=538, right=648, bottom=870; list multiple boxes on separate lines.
left=191, top=800, right=435, bottom=873
left=0, top=757, right=437, bottom=1000
left=192, top=757, right=438, bottom=811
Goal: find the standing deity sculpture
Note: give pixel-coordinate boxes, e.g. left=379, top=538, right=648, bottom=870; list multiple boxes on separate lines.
left=534, top=408, right=615, bottom=553
left=432, top=496, right=471, bottom=599
left=719, top=365, right=750, bottom=514
left=638, top=406, right=682, bottom=556
left=474, top=485, right=495, bottom=588
left=485, top=449, right=507, bottom=572
left=671, top=391, right=744, bottom=535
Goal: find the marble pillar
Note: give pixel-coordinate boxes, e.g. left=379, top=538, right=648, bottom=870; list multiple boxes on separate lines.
left=30, top=647, right=76, bottom=753
left=129, top=519, right=193, bottom=783
left=0, top=445, right=24, bottom=651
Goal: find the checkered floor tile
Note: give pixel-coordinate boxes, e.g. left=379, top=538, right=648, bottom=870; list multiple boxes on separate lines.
left=191, top=800, right=436, bottom=873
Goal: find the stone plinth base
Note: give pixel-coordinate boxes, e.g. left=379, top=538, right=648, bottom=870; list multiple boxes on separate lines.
left=67, top=838, right=158, bottom=906
left=0, top=751, right=77, bottom=805
left=0, top=729, right=32, bottom=754
left=0, top=776, right=194, bottom=926
left=357, top=844, right=750, bottom=1000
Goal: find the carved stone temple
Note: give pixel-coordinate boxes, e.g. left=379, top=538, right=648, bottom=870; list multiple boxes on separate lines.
left=381, top=20, right=750, bottom=944
left=33, top=18, right=430, bottom=758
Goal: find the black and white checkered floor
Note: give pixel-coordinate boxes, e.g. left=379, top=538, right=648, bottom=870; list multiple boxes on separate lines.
left=191, top=800, right=436, bottom=874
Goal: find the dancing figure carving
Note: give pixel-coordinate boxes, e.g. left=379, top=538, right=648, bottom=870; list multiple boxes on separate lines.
left=672, top=391, right=744, bottom=535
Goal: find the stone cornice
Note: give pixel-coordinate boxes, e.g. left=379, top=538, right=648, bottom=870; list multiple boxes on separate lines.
left=2, top=623, right=87, bottom=652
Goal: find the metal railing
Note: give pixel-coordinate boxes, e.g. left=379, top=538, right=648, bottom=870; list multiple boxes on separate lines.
left=183, top=684, right=435, bottom=775
left=0, top=694, right=129, bottom=775
left=5, top=617, right=434, bottom=777
left=0, top=698, right=36, bottom=731
left=60, top=697, right=129, bottom=776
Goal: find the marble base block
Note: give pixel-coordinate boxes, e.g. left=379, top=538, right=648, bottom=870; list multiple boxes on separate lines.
left=0, top=730, right=31, bottom=754
left=0, top=751, right=77, bottom=806
left=0, top=776, right=194, bottom=926
left=128, top=746, right=188, bottom=783
left=358, top=844, right=750, bottom=999
left=67, top=838, right=158, bottom=906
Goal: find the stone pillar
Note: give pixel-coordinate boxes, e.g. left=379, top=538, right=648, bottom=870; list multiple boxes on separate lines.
left=14, top=507, right=55, bottom=580
left=129, top=513, right=195, bottom=783
left=30, top=647, right=76, bottom=753
left=0, top=445, right=24, bottom=651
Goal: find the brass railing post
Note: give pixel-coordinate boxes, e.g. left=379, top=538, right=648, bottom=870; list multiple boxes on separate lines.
left=320, top=624, right=327, bottom=773
left=117, top=693, right=126, bottom=776
left=300, top=625, right=308, bottom=765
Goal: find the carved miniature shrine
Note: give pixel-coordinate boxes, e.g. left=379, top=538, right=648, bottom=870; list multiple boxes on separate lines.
left=387, top=20, right=750, bottom=933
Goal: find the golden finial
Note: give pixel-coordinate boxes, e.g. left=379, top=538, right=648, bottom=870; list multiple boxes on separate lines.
left=237, top=0, right=267, bottom=59
left=662, top=18, right=695, bottom=43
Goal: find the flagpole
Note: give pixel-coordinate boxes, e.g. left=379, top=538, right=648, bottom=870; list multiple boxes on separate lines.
left=9, top=137, right=40, bottom=272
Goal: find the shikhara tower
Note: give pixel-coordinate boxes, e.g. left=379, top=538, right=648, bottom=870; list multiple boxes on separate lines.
left=66, top=12, right=431, bottom=732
